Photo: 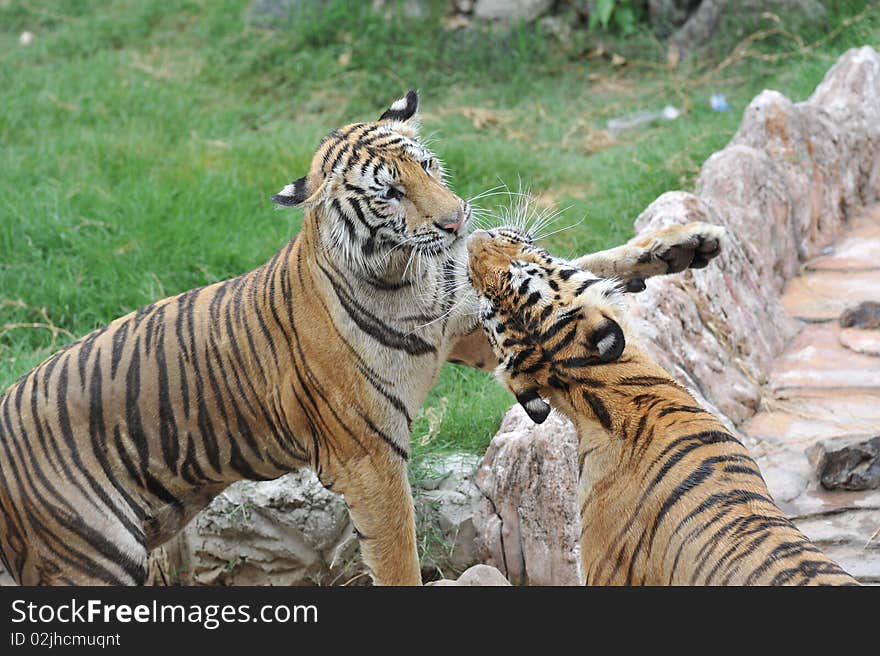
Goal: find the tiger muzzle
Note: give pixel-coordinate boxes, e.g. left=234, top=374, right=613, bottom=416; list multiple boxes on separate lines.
left=434, top=204, right=470, bottom=235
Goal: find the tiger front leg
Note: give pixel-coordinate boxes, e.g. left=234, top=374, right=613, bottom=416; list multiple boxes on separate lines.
left=331, top=454, right=421, bottom=586
left=572, top=222, right=726, bottom=292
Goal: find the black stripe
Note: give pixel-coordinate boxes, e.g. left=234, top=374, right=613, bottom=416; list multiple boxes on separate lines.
left=319, top=263, right=436, bottom=355
left=657, top=404, right=706, bottom=418
left=110, top=320, right=130, bottom=379
left=125, top=336, right=150, bottom=478
left=152, top=306, right=180, bottom=474
left=575, top=277, right=600, bottom=295
left=87, top=351, right=147, bottom=521
left=358, top=363, right=413, bottom=425
left=618, top=375, right=677, bottom=387
left=360, top=414, right=408, bottom=460
left=55, top=359, right=144, bottom=541
left=1, top=395, right=145, bottom=583
left=581, top=390, right=612, bottom=430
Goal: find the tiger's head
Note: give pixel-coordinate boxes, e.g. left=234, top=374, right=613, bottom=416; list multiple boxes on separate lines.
left=467, top=227, right=627, bottom=424
left=273, top=91, right=470, bottom=279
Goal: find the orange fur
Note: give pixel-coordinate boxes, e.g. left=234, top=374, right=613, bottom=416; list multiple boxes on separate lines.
left=468, top=228, right=856, bottom=585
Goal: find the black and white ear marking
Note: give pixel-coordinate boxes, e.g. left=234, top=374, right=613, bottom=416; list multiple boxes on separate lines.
left=516, top=389, right=551, bottom=424
left=271, top=176, right=309, bottom=207
left=379, top=90, right=419, bottom=122
left=590, top=319, right=625, bottom=363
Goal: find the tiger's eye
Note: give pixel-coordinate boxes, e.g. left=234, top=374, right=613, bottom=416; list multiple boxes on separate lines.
left=382, top=187, right=404, bottom=201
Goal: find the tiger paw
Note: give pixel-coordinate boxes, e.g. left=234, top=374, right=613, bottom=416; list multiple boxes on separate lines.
left=632, top=222, right=726, bottom=282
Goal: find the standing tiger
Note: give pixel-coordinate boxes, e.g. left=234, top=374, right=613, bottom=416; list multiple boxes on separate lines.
left=467, top=226, right=858, bottom=585
left=0, top=91, right=725, bottom=585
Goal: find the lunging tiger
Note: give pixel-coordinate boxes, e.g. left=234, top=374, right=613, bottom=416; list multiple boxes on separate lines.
left=467, top=226, right=857, bottom=585
left=0, top=91, right=725, bottom=585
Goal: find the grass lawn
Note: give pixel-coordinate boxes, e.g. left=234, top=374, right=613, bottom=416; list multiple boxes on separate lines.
left=2, top=0, right=878, bottom=469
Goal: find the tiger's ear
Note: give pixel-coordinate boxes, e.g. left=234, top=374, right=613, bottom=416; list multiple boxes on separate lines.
left=515, top=388, right=551, bottom=424
left=497, top=368, right=552, bottom=424
left=588, top=316, right=626, bottom=363
left=379, top=90, right=419, bottom=123
left=271, top=175, right=325, bottom=208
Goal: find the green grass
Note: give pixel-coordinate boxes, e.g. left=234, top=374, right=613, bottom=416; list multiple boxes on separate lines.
left=1, top=0, right=878, bottom=464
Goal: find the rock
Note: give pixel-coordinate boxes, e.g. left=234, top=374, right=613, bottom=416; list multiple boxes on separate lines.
left=730, top=91, right=854, bottom=259
left=784, top=484, right=880, bottom=521
left=698, top=144, right=800, bottom=290
left=168, top=453, right=487, bottom=586
left=793, top=508, right=880, bottom=583
left=840, top=301, right=880, bottom=329
left=808, top=207, right=880, bottom=271
left=745, top=389, right=880, bottom=444
left=628, top=191, right=796, bottom=424
left=781, top=270, right=880, bottom=321
left=473, top=0, right=552, bottom=22
left=171, top=470, right=361, bottom=586
left=413, top=453, right=488, bottom=578
left=767, top=323, right=880, bottom=390
left=839, top=328, right=880, bottom=357
left=809, top=46, right=880, bottom=205
left=428, top=564, right=511, bottom=586
left=808, top=435, right=880, bottom=492
left=474, top=405, right=582, bottom=586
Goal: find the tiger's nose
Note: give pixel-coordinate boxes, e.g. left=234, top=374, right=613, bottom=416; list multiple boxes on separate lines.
left=434, top=216, right=463, bottom=234
left=434, top=206, right=469, bottom=234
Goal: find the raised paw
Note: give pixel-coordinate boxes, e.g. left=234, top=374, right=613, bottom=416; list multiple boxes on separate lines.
left=571, top=221, right=726, bottom=293
left=641, top=222, right=726, bottom=276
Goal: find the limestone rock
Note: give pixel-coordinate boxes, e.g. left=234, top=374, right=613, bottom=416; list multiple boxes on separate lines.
left=782, top=270, right=880, bottom=321
left=413, top=453, right=488, bottom=578
left=473, top=0, right=552, bottom=22
left=808, top=435, right=880, bottom=492
left=172, top=470, right=360, bottom=586
left=428, top=563, right=511, bottom=586
left=840, top=301, right=880, bottom=329
left=809, top=46, right=880, bottom=205
left=474, top=405, right=582, bottom=586
left=808, top=209, right=880, bottom=271
left=768, top=323, right=880, bottom=390
left=629, top=191, right=796, bottom=424
left=839, top=328, right=880, bottom=357
left=730, top=91, right=854, bottom=259
left=166, top=453, right=487, bottom=586
left=745, top=389, right=880, bottom=445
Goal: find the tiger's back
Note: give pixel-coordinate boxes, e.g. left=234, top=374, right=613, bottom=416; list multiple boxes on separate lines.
left=568, top=357, right=857, bottom=585
left=467, top=227, right=857, bottom=585
left=0, top=253, right=307, bottom=584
